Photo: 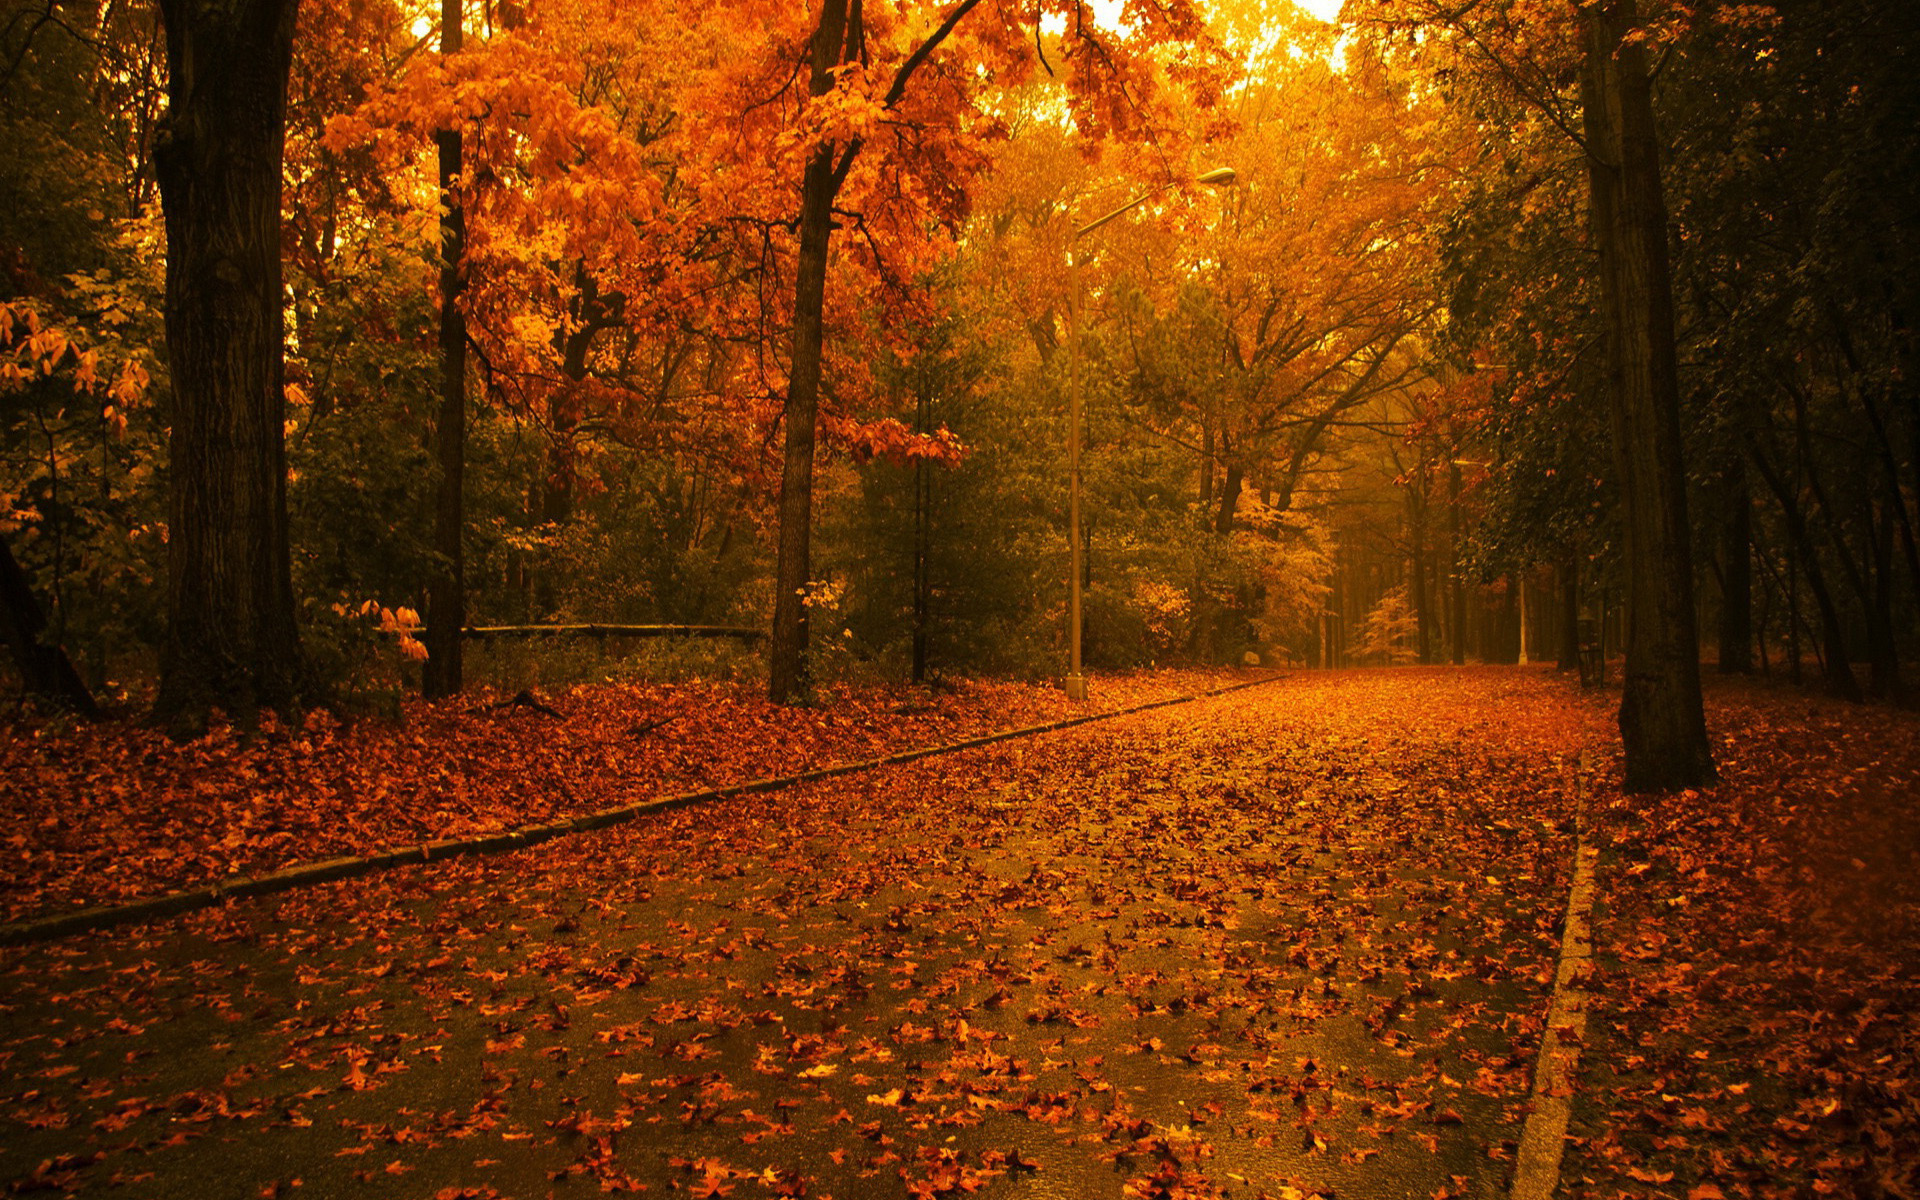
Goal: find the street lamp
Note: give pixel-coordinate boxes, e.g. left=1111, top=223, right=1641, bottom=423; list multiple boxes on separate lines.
left=1064, top=167, right=1237, bottom=701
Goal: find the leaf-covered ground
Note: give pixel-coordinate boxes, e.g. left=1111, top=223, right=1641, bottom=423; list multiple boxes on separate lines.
left=1, top=667, right=1914, bottom=1200
left=1, top=670, right=1248, bottom=924
left=1566, top=677, right=1920, bottom=1200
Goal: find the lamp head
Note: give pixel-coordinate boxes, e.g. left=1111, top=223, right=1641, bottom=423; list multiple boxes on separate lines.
left=1195, top=167, right=1238, bottom=186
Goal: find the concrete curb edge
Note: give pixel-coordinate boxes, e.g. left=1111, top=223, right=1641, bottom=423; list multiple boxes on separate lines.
left=1509, top=749, right=1602, bottom=1200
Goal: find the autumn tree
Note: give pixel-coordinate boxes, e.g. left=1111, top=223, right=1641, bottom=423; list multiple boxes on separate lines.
left=1422, top=119, right=1624, bottom=673
left=421, top=0, right=466, bottom=700
left=1059, top=22, right=1450, bottom=662
left=0, top=301, right=151, bottom=715
left=1357, top=0, right=1715, bottom=790
left=1, top=0, right=168, bottom=703
left=766, top=0, right=999, bottom=704
left=150, top=0, right=304, bottom=732
left=1116, top=47, right=1443, bottom=538
left=327, top=0, right=763, bottom=642
left=746, top=0, right=1226, bottom=703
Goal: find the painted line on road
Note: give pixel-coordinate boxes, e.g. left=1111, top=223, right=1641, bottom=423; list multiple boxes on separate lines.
left=0, top=672, right=1288, bottom=947
left=1510, top=751, right=1599, bottom=1200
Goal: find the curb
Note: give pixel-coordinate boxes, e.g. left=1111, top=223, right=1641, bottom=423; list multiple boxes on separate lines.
left=1, top=673, right=1286, bottom=947
left=1510, top=750, right=1600, bottom=1200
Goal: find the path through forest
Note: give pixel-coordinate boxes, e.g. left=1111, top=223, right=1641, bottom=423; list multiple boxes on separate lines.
left=3, top=669, right=1912, bottom=1199
left=0, top=672, right=1609, bottom=1199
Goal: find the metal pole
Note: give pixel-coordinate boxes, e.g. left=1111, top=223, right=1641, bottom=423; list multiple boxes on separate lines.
left=1518, top=571, right=1531, bottom=663
left=1061, top=168, right=1234, bottom=701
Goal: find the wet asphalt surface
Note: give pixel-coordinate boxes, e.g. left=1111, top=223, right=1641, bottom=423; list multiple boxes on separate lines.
left=0, top=674, right=1587, bottom=1199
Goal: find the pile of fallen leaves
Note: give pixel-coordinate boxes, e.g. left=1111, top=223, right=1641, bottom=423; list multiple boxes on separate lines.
left=1570, top=676, right=1920, bottom=1200
left=0, top=667, right=1603, bottom=1199
left=6, top=663, right=1914, bottom=1199
left=0, top=669, right=1250, bottom=923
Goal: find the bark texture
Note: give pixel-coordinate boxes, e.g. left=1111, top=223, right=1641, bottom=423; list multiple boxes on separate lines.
left=1557, top=555, right=1581, bottom=672
left=1579, top=0, right=1716, bottom=791
left=151, top=0, right=303, bottom=732
left=1717, top=461, right=1753, bottom=673
left=422, top=0, right=467, bottom=700
left=766, top=0, right=849, bottom=704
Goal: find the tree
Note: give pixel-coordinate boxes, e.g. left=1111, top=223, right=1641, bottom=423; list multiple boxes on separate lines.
left=1358, top=0, right=1715, bottom=790
left=768, top=0, right=987, bottom=704
left=150, top=0, right=304, bottom=732
left=758, top=0, right=1227, bottom=702
left=421, top=0, right=466, bottom=700
left=1115, top=50, right=1444, bottom=539
left=1578, top=0, right=1715, bottom=790
left=1660, top=0, right=1919, bottom=701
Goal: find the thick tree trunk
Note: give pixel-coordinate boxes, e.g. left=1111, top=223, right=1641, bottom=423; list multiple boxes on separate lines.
left=1579, top=0, right=1715, bottom=791
left=1716, top=460, right=1752, bottom=673
left=0, top=535, right=97, bottom=715
left=768, top=0, right=852, bottom=704
left=150, top=0, right=303, bottom=733
left=422, top=0, right=466, bottom=701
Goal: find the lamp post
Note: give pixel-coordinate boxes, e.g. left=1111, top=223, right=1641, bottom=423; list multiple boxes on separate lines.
left=1064, top=167, right=1236, bottom=701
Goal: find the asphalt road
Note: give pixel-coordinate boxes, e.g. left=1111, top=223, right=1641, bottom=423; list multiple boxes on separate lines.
left=0, top=673, right=1592, bottom=1199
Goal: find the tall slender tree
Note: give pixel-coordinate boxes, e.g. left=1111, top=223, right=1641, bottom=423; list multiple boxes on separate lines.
left=768, top=0, right=986, bottom=703
left=421, top=0, right=467, bottom=700
left=150, top=0, right=303, bottom=733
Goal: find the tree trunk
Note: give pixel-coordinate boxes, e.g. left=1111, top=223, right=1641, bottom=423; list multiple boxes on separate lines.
left=1716, top=460, right=1752, bottom=673
left=1213, top=461, right=1243, bottom=533
left=1579, top=0, right=1715, bottom=791
left=1869, top=499, right=1900, bottom=698
left=150, top=0, right=303, bottom=734
left=0, top=535, right=97, bottom=715
left=768, top=0, right=856, bottom=704
left=1747, top=439, right=1860, bottom=700
left=422, top=0, right=466, bottom=701
left=1786, top=381, right=1893, bottom=696
left=1557, top=554, right=1581, bottom=671
left=1784, top=545, right=1804, bottom=683
left=1199, top=423, right=1214, bottom=510
left=1498, top=575, right=1519, bottom=664
left=768, top=138, right=837, bottom=703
